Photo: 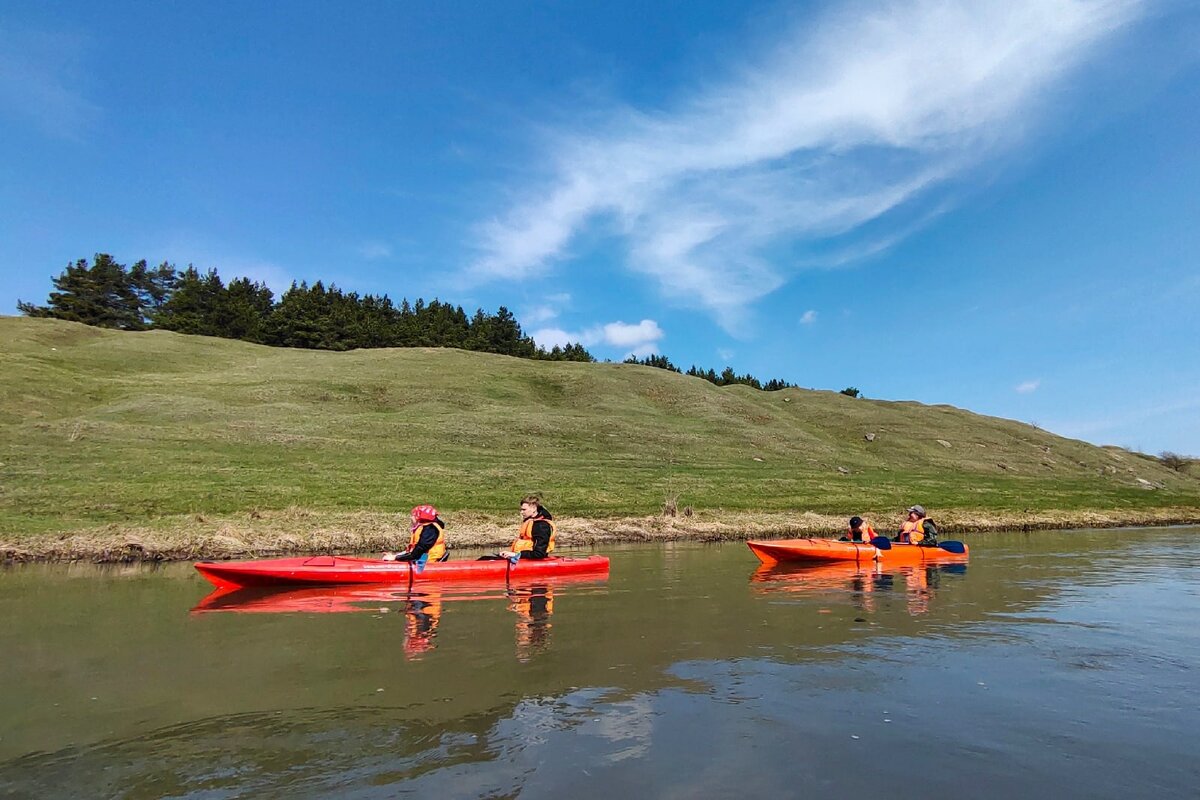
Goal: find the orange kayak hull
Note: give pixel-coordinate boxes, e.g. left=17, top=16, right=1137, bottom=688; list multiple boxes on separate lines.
left=746, top=538, right=878, bottom=566
left=877, top=542, right=969, bottom=562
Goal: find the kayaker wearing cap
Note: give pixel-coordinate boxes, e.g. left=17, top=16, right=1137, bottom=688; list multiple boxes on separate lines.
left=501, top=495, right=556, bottom=560
left=840, top=515, right=877, bottom=543
left=384, top=504, right=448, bottom=562
left=896, top=505, right=939, bottom=546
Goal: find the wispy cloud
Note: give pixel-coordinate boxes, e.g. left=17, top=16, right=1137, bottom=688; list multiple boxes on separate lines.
left=357, top=241, right=393, bottom=260
left=532, top=318, right=664, bottom=357
left=800, top=310, right=818, bottom=325
left=469, top=0, right=1144, bottom=328
left=1016, top=379, right=1042, bottom=394
left=0, top=25, right=99, bottom=137
left=520, top=292, right=572, bottom=327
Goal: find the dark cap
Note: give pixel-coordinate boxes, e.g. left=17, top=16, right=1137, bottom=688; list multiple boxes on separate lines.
left=849, top=516, right=863, bottom=528
left=906, top=505, right=926, bottom=517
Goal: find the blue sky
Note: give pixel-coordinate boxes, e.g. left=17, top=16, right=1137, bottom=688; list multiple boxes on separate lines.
left=2, top=0, right=1198, bottom=454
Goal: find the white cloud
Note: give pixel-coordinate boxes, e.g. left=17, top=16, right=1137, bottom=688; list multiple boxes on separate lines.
left=357, top=241, right=393, bottom=260
left=717, top=348, right=735, bottom=362
left=530, top=327, right=574, bottom=350
left=520, top=293, right=572, bottom=327
left=521, top=306, right=560, bottom=326
left=468, top=0, right=1145, bottom=328
left=800, top=310, right=818, bottom=325
left=531, top=318, right=664, bottom=356
left=1016, top=379, right=1041, bottom=394
left=601, top=319, right=663, bottom=348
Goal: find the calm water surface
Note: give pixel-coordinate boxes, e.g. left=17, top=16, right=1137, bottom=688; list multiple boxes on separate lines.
left=2, top=527, right=1198, bottom=799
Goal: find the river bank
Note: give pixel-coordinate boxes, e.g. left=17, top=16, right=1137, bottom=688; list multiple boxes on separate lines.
left=3, top=505, right=1198, bottom=563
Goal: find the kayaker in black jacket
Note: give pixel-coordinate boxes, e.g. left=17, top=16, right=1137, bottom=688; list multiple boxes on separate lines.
left=504, top=496, right=557, bottom=560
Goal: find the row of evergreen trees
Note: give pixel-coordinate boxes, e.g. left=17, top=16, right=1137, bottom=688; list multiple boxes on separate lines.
left=621, top=354, right=795, bottom=391
left=19, top=254, right=801, bottom=390
left=18, top=254, right=592, bottom=360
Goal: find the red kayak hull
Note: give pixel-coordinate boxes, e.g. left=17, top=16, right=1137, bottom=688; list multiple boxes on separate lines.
left=195, top=554, right=610, bottom=590
left=746, top=538, right=878, bottom=566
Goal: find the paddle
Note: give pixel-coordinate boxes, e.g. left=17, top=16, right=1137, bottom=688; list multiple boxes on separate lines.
left=871, top=536, right=892, bottom=550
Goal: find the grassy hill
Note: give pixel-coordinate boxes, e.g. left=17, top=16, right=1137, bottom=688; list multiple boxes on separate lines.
left=2, top=317, right=1197, bottom=559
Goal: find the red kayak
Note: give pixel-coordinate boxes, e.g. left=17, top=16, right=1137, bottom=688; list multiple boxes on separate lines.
left=746, top=538, right=878, bottom=566
left=195, top=554, right=610, bottom=590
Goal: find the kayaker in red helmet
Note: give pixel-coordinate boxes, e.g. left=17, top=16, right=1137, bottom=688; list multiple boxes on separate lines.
left=896, top=505, right=939, bottom=546
left=384, top=504, right=449, bottom=562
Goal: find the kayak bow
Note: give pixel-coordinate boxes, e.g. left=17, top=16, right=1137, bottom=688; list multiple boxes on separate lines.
left=746, top=538, right=878, bottom=566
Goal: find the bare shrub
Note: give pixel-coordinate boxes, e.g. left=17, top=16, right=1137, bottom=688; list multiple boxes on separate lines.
left=662, top=495, right=678, bottom=517
left=1159, top=451, right=1189, bottom=472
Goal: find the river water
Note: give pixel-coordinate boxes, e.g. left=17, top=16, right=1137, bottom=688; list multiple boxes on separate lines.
left=1, top=527, right=1198, bottom=799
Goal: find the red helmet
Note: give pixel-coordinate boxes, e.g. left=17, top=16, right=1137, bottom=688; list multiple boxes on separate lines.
left=411, top=504, right=439, bottom=522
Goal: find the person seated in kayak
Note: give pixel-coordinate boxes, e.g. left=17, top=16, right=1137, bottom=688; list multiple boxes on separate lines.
left=839, top=516, right=877, bottom=543
left=501, top=495, right=557, bottom=560
left=384, top=504, right=449, bottom=562
left=895, top=505, right=939, bottom=546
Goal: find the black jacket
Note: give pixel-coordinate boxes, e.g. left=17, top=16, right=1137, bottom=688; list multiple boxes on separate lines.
left=396, top=519, right=446, bottom=561
left=519, top=508, right=554, bottom=560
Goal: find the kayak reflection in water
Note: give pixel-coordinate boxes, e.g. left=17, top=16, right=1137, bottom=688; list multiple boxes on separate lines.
left=384, top=504, right=449, bottom=563
left=509, top=585, right=554, bottom=662
left=403, top=587, right=443, bottom=660
left=895, top=505, right=939, bottom=546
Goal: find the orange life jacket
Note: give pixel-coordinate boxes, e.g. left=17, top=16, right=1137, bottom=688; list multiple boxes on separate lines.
left=848, top=521, right=877, bottom=542
left=409, top=521, right=447, bottom=561
left=512, top=516, right=556, bottom=554
left=899, top=518, right=927, bottom=544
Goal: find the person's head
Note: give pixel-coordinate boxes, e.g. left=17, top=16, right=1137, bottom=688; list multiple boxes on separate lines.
left=849, top=516, right=864, bottom=531
left=520, top=495, right=542, bottom=519
left=906, top=504, right=926, bottom=519
left=411, top=504, right=439, bottom=527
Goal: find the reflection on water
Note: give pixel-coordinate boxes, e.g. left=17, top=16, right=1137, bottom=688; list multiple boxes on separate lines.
left=3, top=529, right=1200, bottom=799
left=192, top=575, right=595, bottom=663
left=508, top=585, right=554, bottom=662
left=750, top=561, right=969, bottom=615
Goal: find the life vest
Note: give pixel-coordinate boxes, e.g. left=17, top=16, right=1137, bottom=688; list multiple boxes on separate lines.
left=900, top=518, right=938, bottom=545
left=408, top=521, right=447, bottom=561
left=512, top=515, right=556, bottom=554
left=848, top=521, right=877, bottom=542
left=899, top=518, right=923, bottom=544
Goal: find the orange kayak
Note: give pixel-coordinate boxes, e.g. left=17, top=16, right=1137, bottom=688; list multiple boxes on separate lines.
left=746, top=538, right=878, bottom=566
left=875, top=540, right=969, bottom=562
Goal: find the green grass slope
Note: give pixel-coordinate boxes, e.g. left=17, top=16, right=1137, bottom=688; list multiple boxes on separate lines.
left=2, top=317, right=1198, bottom=540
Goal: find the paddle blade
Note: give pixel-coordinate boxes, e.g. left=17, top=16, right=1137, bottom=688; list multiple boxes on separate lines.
left=871, top=536, right=892, bottom=550
left=413, top=553, right=429, bottom=574
left=507, top=554, right=520, bottom=565
left=938, top=540, right=966, bottom=554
